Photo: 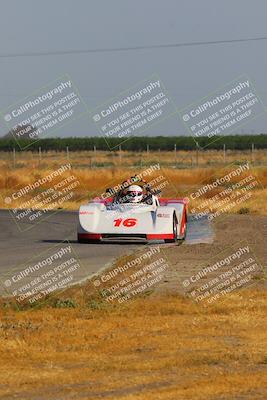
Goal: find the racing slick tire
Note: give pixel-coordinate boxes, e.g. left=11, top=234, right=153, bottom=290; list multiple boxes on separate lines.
left=177, top=210, right=187, bottom=241
left=164, top=213, right=178, bottom=243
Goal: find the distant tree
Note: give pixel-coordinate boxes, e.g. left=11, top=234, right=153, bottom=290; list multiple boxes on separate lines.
left=3, top=124, right=38, bottom=140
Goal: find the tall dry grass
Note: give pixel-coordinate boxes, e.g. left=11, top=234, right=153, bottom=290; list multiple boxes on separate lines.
left=0, top=150, right=266, bottom=214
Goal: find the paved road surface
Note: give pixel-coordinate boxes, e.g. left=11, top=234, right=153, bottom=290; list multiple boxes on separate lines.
left=0, top=209, right=213, bottom=295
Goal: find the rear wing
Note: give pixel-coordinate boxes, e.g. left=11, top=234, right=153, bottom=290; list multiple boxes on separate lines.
left=159, top=198, right=189, bottom=206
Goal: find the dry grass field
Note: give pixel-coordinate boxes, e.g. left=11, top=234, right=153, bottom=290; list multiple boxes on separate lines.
left=0, top=149, right=266, bottom=214
left=0, top=289, right=266, bottom=400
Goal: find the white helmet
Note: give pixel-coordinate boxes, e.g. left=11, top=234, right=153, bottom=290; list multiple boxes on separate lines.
left=126, top=185, right=143, bottom=203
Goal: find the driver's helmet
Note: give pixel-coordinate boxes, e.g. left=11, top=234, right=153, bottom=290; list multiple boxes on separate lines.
left=125, top=185, right=143, bottom=203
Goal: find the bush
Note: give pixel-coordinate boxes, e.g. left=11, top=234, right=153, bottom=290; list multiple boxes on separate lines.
left=238, top=207, right=250, bottom=214
left=54, top=298, right=77, bottom=308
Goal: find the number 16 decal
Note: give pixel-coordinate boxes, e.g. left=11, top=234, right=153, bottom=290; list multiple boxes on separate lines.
left=113, top=218, right=137, bottom=227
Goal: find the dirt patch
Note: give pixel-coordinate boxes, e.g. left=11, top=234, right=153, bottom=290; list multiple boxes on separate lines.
left=156, top=214, right=267, bottom=295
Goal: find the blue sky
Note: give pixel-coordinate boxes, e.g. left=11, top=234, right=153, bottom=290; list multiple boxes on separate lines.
left=1, top=0, right=267, bottom=137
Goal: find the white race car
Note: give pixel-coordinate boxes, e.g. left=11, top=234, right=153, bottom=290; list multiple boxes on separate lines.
left=77, top=178, right=187, bottom=243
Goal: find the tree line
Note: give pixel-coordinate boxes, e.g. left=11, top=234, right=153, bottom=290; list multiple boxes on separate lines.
left=0, top=135, right=266, bottom=151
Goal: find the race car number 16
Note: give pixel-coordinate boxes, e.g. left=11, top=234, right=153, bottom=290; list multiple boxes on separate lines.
left=113, top=218, right=137, bottom=227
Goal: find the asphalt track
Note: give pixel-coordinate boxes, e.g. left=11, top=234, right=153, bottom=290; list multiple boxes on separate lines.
left=0, top=209, right=213, bottom=296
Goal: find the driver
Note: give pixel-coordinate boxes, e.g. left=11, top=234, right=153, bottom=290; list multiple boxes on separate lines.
left=121, top=185, right=143, bottom=203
